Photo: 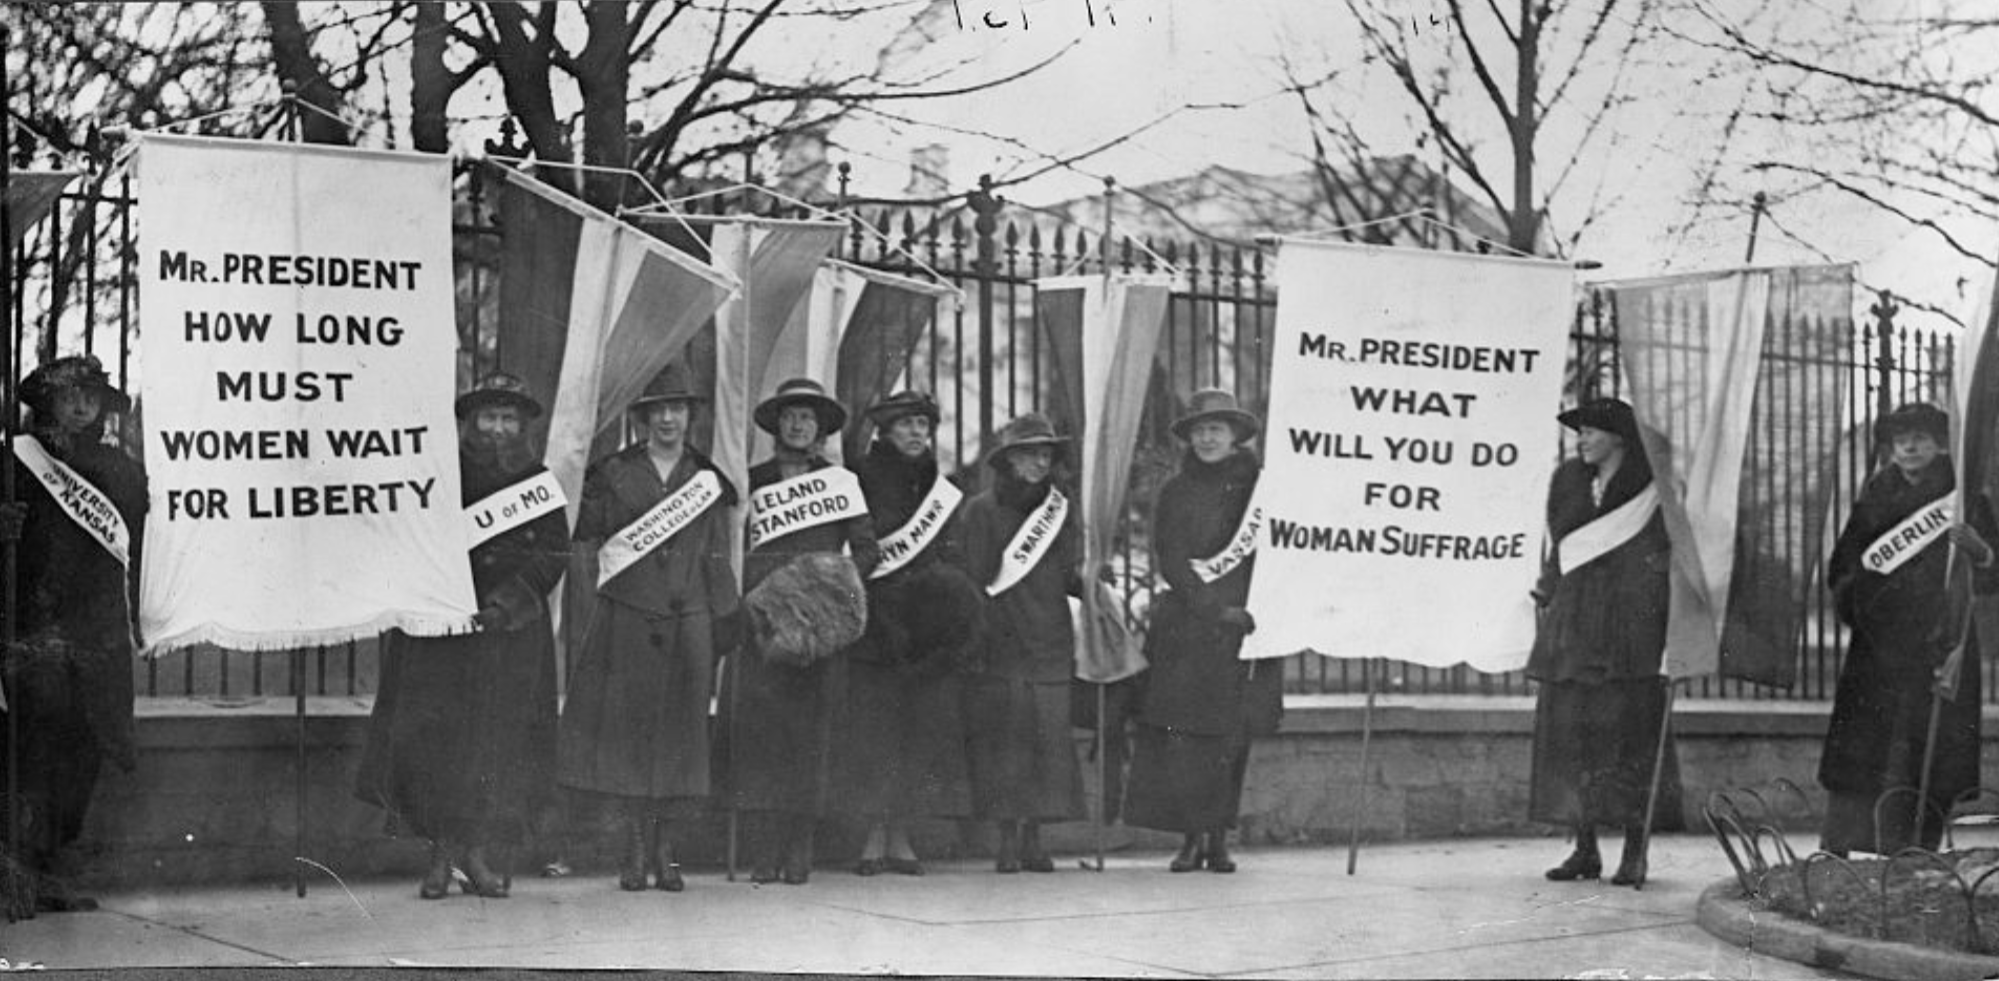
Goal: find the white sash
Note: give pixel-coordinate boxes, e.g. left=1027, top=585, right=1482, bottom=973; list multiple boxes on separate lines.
left=465, top=470, right=567, bottom=548
left=987, top=485, right=1069, bottom=597
left=15, top=434, right=129, bottom=565
left=870, top=477, right=964, bottom=581
left=596, top=469, right=724, bottom=587
left=1862, top=493, right=1954, bottom=577
left=1191, top=505, right=1262, bottom=585
left=747, top=466, right=868, bottom=551
left=1556, top=480, right=1659, bottom=575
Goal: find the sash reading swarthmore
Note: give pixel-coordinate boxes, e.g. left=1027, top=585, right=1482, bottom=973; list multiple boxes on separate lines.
left=1862, top=494, right=1954, bottom=577
left=464, top=470, right=567, bottom=548
left=870, top=476, right=964, bottom=581
left=15, top=433, right=130, bottom=565
left=1191, top=504, right=1263, bottom=584
left=747, top=466, right=869, bottom=551
left=596, top=469, right=724, bottom=587
left=1556, top=481, right=1659, bottom=575
left=987, top=485, right=1068, bottom=597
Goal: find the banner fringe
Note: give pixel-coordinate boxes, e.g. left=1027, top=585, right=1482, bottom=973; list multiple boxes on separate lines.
left=140, top=612, right=480, bottom=659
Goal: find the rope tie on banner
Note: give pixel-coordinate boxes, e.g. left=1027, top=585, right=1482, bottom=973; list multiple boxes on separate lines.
left=1253, top=208, right=1544, bottom=261
left=100, top=94, right=374, bottom=179
left=484, top=154, right=716, bottom=264
left=632, top=182, right=961, bottom=293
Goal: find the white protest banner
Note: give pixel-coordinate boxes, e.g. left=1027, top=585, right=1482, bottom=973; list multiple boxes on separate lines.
left=138, top=134, right=477, bottom=653
left=1241, top=240, right=1572, bottom=671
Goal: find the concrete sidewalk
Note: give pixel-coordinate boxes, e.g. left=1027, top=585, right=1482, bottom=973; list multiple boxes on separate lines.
left=1, top=834, right=1852, bottom=979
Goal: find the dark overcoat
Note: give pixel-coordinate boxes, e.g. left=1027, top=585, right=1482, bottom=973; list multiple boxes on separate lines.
left=558, top=444, right=738, bottom=803
left=356, top=453, right=570, bottom=843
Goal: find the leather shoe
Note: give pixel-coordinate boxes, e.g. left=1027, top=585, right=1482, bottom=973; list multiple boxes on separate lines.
left=657, top=863, right=686, bottom=892
left=1544, top=850, right=1602, bottom=882
left=750, top=866, right=780, bottom=884
left=1021, top=850, right=1055, bottom=874
left=1169, top=834, right=1204, bottom=873
left=1610, top=856, right=1647, bottom=888
left=884, top=857, right=923, bottom=876
left=1205, top=833, right=1236, bottom=874
left=782, top=865, right=811, bottom=885
left=855, top=858, right=882, bottom=877
left=419, top=860, right=453, bottom=900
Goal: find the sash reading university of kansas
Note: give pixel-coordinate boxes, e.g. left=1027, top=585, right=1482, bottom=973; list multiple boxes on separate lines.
left=1556, top=481, right=1659, bottom=576
left=869, top=477, right=964, bottom=581
left=465, top=470, right=568, bottom=548
left=14, top=433, right=129, bottom=565
left=1862, top=493, right=1954, bottom=577
left=986, top=485, right=1068, bottom=597
left=1190, top=505, right=1263, bottom=585
left=747, top=466, right=869, bottom=551
left=596, top=469, right=724, bottom=587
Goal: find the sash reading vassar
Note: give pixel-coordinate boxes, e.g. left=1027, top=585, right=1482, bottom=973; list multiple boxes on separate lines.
left=15, top=433, right=129, bottom=565
left=465, top=469, right=567, bottom=547
left=1862, top=493, right=1954, bottom=577
left=1191, top=505, right=1262, bottom=584
left=596, top=469, right=723, bottom=587
left=987, top=485, right=1068, bottom=597
left=747, top=466, right=868, bottom=551
left=1556, top=481, right=1659, bottom=576
left=869, top=477, right=964, bottom=581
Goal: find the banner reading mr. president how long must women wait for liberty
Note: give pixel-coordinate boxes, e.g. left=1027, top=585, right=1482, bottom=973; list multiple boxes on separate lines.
left=137, top=134, right=477, bottom=654
left=1240, top=240, right=1572, bottom=671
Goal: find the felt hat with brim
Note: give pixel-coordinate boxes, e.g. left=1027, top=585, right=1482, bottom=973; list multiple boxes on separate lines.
left=1874, top=401, right=1949, bottom=445
left=629, top=362, right=705, bottom=413
left=1171, top=387, right=1260, bottom=443
left=984, top=412, right=1070, bottom=469
left=867, top=390, right=941, bottom=428
left=1557, top=397, right=1641, bottom=446
left=22, top=354, right=130, bottom=416
left=754, top=377, right=846, bottom=437
left=455, top=372, right=544, bottom=420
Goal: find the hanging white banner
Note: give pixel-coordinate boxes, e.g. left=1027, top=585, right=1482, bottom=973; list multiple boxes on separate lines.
left=1241, top=240, right=1572, bottom=670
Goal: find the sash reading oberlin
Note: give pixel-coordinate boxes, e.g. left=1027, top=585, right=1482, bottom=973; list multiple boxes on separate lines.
left=747, top=467, right=868, bottom=551
left=464, top=469, right=567, bottom=548
left=14, top=434, right=129, bottom=565
left=1191, top=505, right=1262, bottom=584
left=597, top=469, right=723, bottom=587
left=1863, top=495, right=1953, bottom=577
left=987, top=485, right=1068, bottom=597
left=870, top=477, right=964, bottom=580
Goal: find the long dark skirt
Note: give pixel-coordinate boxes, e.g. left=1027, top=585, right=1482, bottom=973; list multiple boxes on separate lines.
left=716, top=645, right=840, bottom=816
left=1822, top=790, right=1947, bottom=856
left=1529, top=677, right=1684, bottom=830
left=558, top=601, right=715, bottom=803
left=964, top=676, right=1084, bottom=822
left=828, top=661, right=972, bottom=820
left=1124, top=725, right=1250, bottom=833
left=0, top=655, right=104, bottom=864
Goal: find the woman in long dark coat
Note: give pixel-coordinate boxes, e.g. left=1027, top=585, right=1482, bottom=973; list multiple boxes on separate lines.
left=1126, top=389, right=1282, bottom=874
left=356, top=373, right=569, bottom=899
left=830, top=391, right=977, bottom=876
left=1820, top=402, right=1994, bottom=856
left=559, top=363, right=740, bottom=893
left=958, top=412, right=1086, bottom=873
left=1528, top=397, right=1683, bottom=888
left=0, top=355, right=144, bottom=914
left=718, top=378, right=878, bottom=884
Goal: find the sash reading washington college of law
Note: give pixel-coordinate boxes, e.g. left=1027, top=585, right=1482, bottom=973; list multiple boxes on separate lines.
left=1190, top=505, right=1263, bottom=584
left=1556, top=481, right=1659, bottom=575
left=1862, top=494, right=1954, bottom=577
left=597, top=469, right=724, bottom=587
left=870, top=477, right=964, bottom=581
left=14, top=433, right=129, bottom=565
left=464, top=470, right=567, bottom=548
left=987, top=485, right=1068, bottom=597
left=747, top=466, right=869, bottom=551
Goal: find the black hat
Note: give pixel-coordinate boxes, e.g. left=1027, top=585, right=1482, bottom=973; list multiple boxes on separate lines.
left=1557, top=397, right=1641, bottom=446
left=867, top=390, right=941, bottom=428
left=984, top=412, right=1070, bottom=469
left=454, top=372, right=543, bottom=420
left=21, top=354, right=130, bottom=416
left=754, top=377, right=846, bottom=437
left=1170, top=387, right=1260, bottom=443
left=629, top=362, right=705, bottom=412
left=1874, top=402, right=1949, bottom=445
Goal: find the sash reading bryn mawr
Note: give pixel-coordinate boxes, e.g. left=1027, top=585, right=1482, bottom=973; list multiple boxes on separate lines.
left=14, top=433, right=130, bottom=565
left=1862, top=494, right=1954, bottom=577
left=747, top=466, right=869, bottom=551
left=869, top=477, right=964, bottom=581
left=986, top=485, right=1069, bottom=597
left=596, top=469, right=724, bottom=587
left=1556, top=481, right=1659, bottom=575
left=465, top=469, right=567, bottom=548
left=1191, top=505, right=1263, bottom=584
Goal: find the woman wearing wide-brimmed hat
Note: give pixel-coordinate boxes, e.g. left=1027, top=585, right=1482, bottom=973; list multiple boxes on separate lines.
left=716, top=377, right=879, bottom=885
left=956, top=412, right=1086, bottom=873
left=0, top=355, right=146, bottom=914
left=828, top=390, right=978, bottom=876
left=1528, top=397, right=1683, bottom=888
left=559, top=363, right=741, bottom=893
left=1819, top=402, right=1996, bottom=856
left=1124, top=388, right=1281, bottom=874
left=356, top=373, right=570, bottom=899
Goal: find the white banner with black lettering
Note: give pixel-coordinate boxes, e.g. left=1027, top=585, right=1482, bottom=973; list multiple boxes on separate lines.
left=1241, top=239, right=1572, bottom=670
left=137, top=134, right=477, bottom=654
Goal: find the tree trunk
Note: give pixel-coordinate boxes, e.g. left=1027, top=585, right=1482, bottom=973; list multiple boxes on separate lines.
left=576, top=0, right=632, bottom=210
left=410, top=1, right=450, bottom=154
left=1509, top=0, right=1542, bottom=255
left=261, top=1, right=351, bottom=145
left=488, top=2, right=576, bottom=191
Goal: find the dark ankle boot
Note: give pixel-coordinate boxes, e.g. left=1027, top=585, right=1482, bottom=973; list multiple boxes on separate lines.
left=1169, top=833, right=1204, bottom=873
left=781, top=817, right=814, bottom=885
left=420, top=842, right=454, bottom=900
left=1611, top=830, right=1648, bottom=888
left=618, top=819, right=649, bottom=891
left=995, top=821, right=1022, bottom=874
left=1020, top=821, right=1054, bottom=873
left=1545, top=827, right=1601, bottom=882
left=654, top=822, right=685, bottom=892
left=1205, top=830, right=1236, bottom=874
left=461, top=843, right=510, bottom=898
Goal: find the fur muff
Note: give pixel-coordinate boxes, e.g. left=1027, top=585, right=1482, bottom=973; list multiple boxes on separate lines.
left=891, top=563, right=985, bottom=669
left=745, top=552, right=867, bottom=667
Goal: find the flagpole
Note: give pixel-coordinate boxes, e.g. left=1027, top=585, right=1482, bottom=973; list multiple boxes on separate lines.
left=1346, top=657, right=1376, bottom=876
left=1089, top=177, right=1115, bottom=875
left=1636, top=677, right=1676, bottom=891
left=275, top=87, right=313, bottom=901
left=1, top=22, right=20, bottom=906
left=727, top=223, right=754, bottom=884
